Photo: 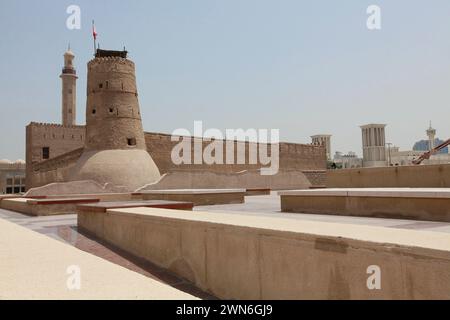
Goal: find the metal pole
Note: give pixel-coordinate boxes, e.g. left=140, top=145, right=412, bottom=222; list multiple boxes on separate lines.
left=386, top=142, right=392, bottom=166
left=92, top=20, right=96, bottom=56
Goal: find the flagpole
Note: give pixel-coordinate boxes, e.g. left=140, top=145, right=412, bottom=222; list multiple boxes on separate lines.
left=92, top=20, right=96, bottom=56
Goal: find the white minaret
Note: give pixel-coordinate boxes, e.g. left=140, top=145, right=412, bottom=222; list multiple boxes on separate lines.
left=60, top=47, right=78, bottom=126
left=426, top=121, right=436, bottom=151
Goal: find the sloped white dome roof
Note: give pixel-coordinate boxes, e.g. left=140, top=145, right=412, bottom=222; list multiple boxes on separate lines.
left=64, top=49, right=75, bottom=57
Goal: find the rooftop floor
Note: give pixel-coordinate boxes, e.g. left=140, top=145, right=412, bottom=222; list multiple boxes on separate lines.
left=0, top=216, right=196, bottom=299
left=0, top=208, right=215, bottom=300
left=195, top=193, right=450, bottom=233
left=2, top=193, right=450, bottom=299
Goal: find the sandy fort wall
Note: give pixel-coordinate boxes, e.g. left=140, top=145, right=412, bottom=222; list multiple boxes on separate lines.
left=25, top=123, right=85, bottom=189
left=26, top=123, right=326, bottom=190
left=144, top=132, right=326, bottom=174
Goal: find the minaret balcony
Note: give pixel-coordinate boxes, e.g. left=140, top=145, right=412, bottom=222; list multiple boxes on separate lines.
left=62, top=68, right=76, bottom=75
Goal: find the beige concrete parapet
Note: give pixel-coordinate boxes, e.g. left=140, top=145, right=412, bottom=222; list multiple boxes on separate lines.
left=86, top=207, right=450, bottom=299
left=278, top=188, right=450, bottom=222
left=278, top=188, right=450, bottom=198
left=1, top=197, right=100, bottom=216
left=135, top=189, right=246, bottom=206
left=78, top=200, right=194, bottom=239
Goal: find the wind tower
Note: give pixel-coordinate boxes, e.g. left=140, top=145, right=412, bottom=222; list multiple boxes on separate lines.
left=360, top=123, right=387, bottom=167
left=311, top=134, right=332, bottom=160
left=60, top=46, right=78, bottom=126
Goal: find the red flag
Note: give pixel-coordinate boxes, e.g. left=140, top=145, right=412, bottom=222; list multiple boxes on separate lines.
left=92, top=21, right=98, bottom=40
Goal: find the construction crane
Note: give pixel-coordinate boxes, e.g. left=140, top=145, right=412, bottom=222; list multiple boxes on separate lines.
left=412, top=138, right=450, bottom=165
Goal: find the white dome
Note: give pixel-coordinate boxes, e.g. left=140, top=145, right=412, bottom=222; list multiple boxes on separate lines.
left=0, top=159, right=11, bottom=164
left=14, top=159, right=25, bottom=164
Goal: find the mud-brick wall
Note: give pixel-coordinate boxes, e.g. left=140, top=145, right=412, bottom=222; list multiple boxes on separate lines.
left=26, top=123, right=85, bottom=190
left=26, top=123, right=327, bottom=189
left=145, top=132, right=327, bottom=175
left=28, top=148, right=83, bottom=189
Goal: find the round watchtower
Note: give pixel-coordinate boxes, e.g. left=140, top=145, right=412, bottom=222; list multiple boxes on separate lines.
left=71, top=49, right=160, bottom=190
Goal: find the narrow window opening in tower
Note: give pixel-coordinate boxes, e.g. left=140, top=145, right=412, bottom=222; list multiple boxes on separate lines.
left=98, top=83, right=103, bottom=89
left=121, top=83, right=124, bottom=90
left=69, top=109, right=72, bottom=114
left=109, top=107, right=114, bottom=113
left=42, top=147, right=50, bottom=160
left=92, top=108, right=96, bottom=114
left=106, top=81, right=109, bottom=89
left=127, top=138, right=137, bottom=146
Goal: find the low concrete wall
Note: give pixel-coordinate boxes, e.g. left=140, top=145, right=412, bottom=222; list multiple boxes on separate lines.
left=1, top=198, right=100, bottom=216
left=137, top=189, right=245, bottom=206
left=81, top=207, right=450, bottom=299
left=1, top=198, right=29, bottom=214
left=280, top=195, right=450, bottom=222
left=327, top=164, right=450, bottom=188
left=77, top=200, right=193, bottom=239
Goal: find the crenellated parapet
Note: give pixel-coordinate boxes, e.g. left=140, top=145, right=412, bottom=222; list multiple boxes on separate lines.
left=29, top=122, right=85, bottom=129
left=89, top=56, right=134, bottom=65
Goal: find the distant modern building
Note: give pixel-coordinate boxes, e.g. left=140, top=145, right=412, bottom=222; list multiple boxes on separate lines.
left=0, top=159, right=26, bottom=194
left=311, top=134, right=331, bottom=160
left=360, top=124, right=387, bottom=167
left=413, top=139, right=448, bottom=154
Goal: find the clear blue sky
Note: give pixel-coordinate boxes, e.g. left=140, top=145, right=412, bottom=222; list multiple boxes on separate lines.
left=1, top=0, right=450, bottom=160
